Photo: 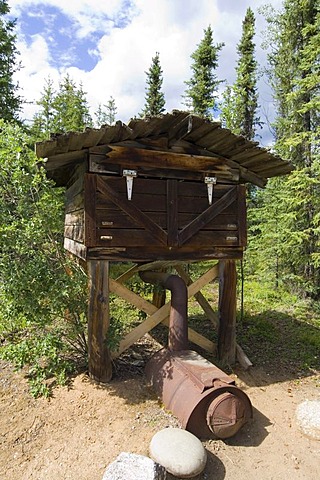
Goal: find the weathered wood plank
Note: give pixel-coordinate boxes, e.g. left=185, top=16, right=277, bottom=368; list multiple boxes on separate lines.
left=175, top=265, right=219, bottom=328
left=65, top=176, right=84, bottom=202
left=89, top=158, right=121, bottom=175
left=97, top=229, right=157, bottom=246
left=175, top=264, right=251, bottom=365
left=218, top=260, right=237, bottom=364
left=177, top=182, right=231, bottom=198
left=90, top=153, right=238, bottom=183
left=167, top=179, right=179, bottom=247
left=136, top=261, right=185, bottom=271
left=95, top=145, right=233, bottom=173
left=178, top=187, right=238, bottom=246
left=87, top=246, right=244, bottom=262
left=96, top=192, right=238, bottom=215
left=236, top=344, right=253, bottom=370
left=84, top=174, right=97, bottom=247
left=96, top=192, right=167, bottom=212
left=96, top=229, right=239, bottom=247
left=99, top=176, right=166, bottom=196
left=65, top=162, right=88, bottom=197
left=64, top=225, right=84, bottom=243
left=65, top=210, right=84, bottom=226
left=237, top=185, right=247, bottom=247
left=112, top=268, right=219, bottom=357
left=96, top=176, right=168, bottom=246
left=97, top=211, right=166, bottom=229
left=65, top=191, right=84, bottom=213
left=115, top=265, right=139, bottom=284
left=96, top=210, right=238, bottom=231
left=187, top=328, right=216, bottom=353
left=64, top=237, right=87, bottom=260
left=39, top=149, right=87, bottom=171
left=161, top=317, right=216, bottom=354
left=87, top=260, right=112, bottom=382
left=238, top=168, right=266, bottom=188
left=187, top=264, right=219, bottom=297
left=254, top=163, right=293, bottom=177
left=113, top=302, right=171, bottom=357
left=109, top=278, right=157, bottom=315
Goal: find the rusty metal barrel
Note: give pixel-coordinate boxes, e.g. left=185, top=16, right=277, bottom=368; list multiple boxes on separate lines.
left=145, top=348, right=252, bottom=439
left=140, top=271, right=252, bottom=439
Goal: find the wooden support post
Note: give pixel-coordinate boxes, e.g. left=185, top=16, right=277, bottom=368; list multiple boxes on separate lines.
left=87, top=260, right=113, bottom=383
left=218, top=259, right=237, bottom=365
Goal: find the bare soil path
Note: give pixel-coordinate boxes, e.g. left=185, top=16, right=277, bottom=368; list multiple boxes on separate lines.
left=0, top=352, right=319, bottom=480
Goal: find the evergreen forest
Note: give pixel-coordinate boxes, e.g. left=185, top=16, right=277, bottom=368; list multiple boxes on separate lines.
left=0, top=0, right=319, bottom=396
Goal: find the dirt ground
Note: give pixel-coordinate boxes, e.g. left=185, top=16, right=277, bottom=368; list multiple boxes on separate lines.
left=0, top=343, right=319, bottom=480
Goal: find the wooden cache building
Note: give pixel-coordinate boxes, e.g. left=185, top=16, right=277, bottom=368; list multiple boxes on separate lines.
left=36, top=111, right=292, bottom=382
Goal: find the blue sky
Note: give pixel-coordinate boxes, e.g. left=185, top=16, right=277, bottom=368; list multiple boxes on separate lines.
left=9, top=0, right=283, bottom=144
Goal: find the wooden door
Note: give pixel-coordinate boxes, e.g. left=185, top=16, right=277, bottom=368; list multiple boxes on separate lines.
left=84, top=173, right=246, bottom=255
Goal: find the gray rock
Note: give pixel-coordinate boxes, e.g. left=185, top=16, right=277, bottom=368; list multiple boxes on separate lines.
left=150, top=428, right=207, bottom=479
left=102, top=452, right=167, bottom=480
left=296, top=400, right=320, bottom=440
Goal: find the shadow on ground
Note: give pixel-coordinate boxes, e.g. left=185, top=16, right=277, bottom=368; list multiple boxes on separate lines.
left=236, top=309, right=320, bottom=385
left=165, top=451, right=226, bottom=480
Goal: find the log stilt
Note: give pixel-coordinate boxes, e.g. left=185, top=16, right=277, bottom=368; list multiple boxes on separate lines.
left=218, top=259, right=237, bottom=365
left=87, top=260, right=113, bottom=383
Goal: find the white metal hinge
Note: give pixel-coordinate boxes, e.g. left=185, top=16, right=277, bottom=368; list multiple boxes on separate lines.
left=123, top=169, right=137, bottom=200
left=204, top=176, right=217, bottom=205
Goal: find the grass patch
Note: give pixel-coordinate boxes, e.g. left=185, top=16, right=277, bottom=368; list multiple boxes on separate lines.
left=237, top=280, right=320, bottom=375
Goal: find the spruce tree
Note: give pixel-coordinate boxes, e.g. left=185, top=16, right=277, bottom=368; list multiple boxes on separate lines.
left=265, top=0, right=319, bottom=168
left=183, top=26, right=224, bottom=119
left=30, top=77, right=56, bottom=140
left=141, top=52, right=165, bottom=117
left=0, top=0, right=21, bottom=121
left=251, top=0, right=320, bottom=297
left=52, top=75, right=92, bottom=133
left=31, top=75, right=93, bottom=139
left=95, top=96, right=117, bottom=127
left=221, top=8, right=260, bottom=140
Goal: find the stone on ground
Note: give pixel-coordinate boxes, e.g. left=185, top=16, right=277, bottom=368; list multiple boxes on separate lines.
left=150, top=428, right=207, bottom=478
left=296, top=400, right=320, bottom=440
left=102, top=452, right=166, bottom=480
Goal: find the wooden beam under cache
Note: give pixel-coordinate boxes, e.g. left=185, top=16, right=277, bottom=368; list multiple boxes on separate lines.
left=110, top=265, right=220, bottom=357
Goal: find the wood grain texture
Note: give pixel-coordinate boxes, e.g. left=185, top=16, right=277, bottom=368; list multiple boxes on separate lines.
left=167, top=179, right=179, bottom=247
left=178, top=187, right=238, bottom=246
left=218, top=260, right=237, bottom=364
left=87, top=260, right=112, bottom=383
left=96, top=176, right=168, bottom=246
left=84, top=174, right=97, bottom=247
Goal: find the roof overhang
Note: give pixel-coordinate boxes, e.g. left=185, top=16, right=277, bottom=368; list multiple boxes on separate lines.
left=35, top=111, right=293, bottom=187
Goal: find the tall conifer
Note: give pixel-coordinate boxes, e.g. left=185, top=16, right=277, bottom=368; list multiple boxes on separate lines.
left=221, top=8, right=260, bottom=140
left=31, top=78, right=55, bottom=140
left=183, top=26, right=224, bottom=119
left=249, top=0, right=320, bottom=297
left=95, top=97, right=117, bottom=127
left=52, top=75, right=92, bottom=133
left=141, top=52, right=165, bottom=117
left=0, top=0, right=21, bottom=121
left=31, top=75, right=93, bottom=140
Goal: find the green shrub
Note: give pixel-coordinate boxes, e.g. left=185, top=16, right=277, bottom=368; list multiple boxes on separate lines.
left=0, top=120, right=88, bottom=396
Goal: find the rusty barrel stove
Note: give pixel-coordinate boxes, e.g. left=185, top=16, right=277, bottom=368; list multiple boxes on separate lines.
left=140, top=271, right=252, bottom=439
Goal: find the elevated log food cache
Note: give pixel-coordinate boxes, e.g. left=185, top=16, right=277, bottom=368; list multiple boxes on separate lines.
left=36, top=111, right=293, bottom=381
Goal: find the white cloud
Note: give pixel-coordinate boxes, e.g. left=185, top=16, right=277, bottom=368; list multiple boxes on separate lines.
left=11, top=0, right=284, bottom=131
left=10, top=0, right=137, bottom=38
left=14, top=34, right=60, bottom=120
